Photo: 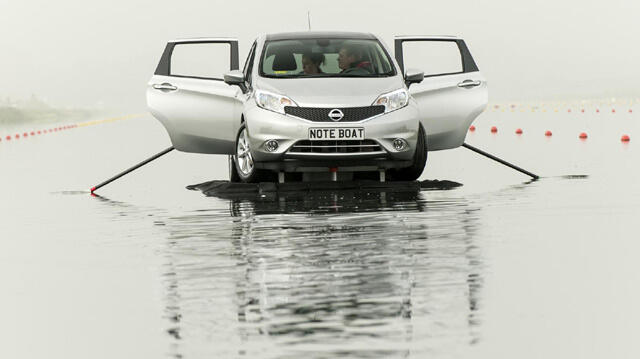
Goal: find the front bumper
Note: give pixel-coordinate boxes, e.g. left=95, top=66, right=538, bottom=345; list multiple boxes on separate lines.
left=244, top=102, right=420, bottom=170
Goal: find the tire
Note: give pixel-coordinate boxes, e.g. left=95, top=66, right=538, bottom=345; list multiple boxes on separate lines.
left=232, top=124, right=273, bottom=183
left=388, top=124, right=427, bottom=181
left=228, top=155, right=240, bottom=182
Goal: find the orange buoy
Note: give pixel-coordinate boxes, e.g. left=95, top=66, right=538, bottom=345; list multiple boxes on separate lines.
left=579, top=132, right=588, bottom=139
left=545, top=130, right=553, bottom=137
left=621, top=135, right=630, bottom=142
left=612, top=109, right=616, bottom=113
left=596, top=109, right=600, bottom=113
left=469, top=125, right=476, bottom=132
left=515, top=128, right=523, bottom=134
left=491, top=126, right=498, bottom=133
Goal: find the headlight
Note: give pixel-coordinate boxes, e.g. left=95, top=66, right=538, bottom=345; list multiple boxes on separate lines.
left=255, top=90, right=297, bottom=114
left=372, top=88, right=409, bottom=113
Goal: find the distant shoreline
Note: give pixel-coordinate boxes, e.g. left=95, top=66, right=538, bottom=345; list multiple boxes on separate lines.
left=0, top=106, right=110, bottom=128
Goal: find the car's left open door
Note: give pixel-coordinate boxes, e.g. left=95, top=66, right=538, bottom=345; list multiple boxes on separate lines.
left=395, top=36, right=488, bottom=151
left=146, top=38, right=242, bottom=154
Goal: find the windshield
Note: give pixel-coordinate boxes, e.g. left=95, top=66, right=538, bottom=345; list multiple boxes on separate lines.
left=259, top=38, right=396, bottom=78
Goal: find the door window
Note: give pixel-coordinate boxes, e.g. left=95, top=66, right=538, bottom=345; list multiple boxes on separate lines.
left=401, top=41, right=462, bottom=77
left=170, top=42, right=230, bottom=80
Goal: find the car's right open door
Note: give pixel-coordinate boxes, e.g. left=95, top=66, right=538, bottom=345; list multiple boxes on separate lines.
left=147, top=38, right=242, bottom=154
left=395, top=36, right=488, bottom=151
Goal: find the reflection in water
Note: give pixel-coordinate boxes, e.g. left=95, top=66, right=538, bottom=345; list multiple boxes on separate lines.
left=158, top=190, right=483, bottom=358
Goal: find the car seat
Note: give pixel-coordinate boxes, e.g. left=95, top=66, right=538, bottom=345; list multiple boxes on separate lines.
left=272, top=51, right=297, bottom=72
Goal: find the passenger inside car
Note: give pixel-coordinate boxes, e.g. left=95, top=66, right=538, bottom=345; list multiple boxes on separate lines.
left=301, top=52, right=325, bottom=75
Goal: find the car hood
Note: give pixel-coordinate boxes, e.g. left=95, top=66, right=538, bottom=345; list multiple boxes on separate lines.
left=254, top=76, right=404, bottom=107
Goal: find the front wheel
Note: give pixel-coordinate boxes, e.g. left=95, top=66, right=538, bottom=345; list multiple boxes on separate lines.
left=228, top=155, right=240, bottom=182
left=232, top=124, right=273, bottom=183
left=388, top=124, right=427, bottom=181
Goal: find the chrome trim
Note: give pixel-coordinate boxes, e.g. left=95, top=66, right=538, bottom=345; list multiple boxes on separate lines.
left=153, top=83, right=178, bottom=91
left=457, top=80, right=482, bottom=88
left=328, top=108, right=344, bottom=121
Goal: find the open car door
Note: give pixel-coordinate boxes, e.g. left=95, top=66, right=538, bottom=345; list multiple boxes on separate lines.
left=147, top=38, right=241, bottom=154
left=395, top=36, right=488, bottom=151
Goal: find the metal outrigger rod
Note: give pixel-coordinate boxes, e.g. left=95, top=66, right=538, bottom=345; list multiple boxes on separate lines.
left=89, top=143, right=538, bottom=195
left=90, top=146, right=175, bottom=194
left=462, top=143, right=539, bottom=180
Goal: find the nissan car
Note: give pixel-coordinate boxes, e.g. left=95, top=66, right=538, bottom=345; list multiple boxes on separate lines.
left=147, top=31, right=487, bottom=182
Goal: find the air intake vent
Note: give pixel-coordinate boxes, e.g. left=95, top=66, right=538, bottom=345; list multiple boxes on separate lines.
left=288, top=140, right=383, bottom=154
left=284, top=106, right=385, bottom=122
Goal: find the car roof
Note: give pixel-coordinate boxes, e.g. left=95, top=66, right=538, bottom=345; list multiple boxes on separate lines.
left=167, top=34, right=459, bottom=43
left=265, top=31, right=377, bottom=41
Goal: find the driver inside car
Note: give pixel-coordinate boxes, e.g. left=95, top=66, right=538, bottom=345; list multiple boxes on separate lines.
left=338, top=43, right=373, bottom=75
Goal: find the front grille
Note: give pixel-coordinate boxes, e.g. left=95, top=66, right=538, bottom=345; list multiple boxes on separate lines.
left=284, top=106, right=385, bottom=122
left=288, top=140, right=383, bottom=154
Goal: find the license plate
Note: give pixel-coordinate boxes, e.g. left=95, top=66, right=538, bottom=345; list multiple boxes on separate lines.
left=308, top=127, right=365, bottom=140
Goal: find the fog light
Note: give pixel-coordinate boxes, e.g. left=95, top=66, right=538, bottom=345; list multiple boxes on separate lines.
left=265, top=139, right=279, bottom=152
left=393, top=138, right=408, bottom=151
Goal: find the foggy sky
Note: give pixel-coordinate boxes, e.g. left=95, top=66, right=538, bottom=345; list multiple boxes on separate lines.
left=1, top=0, right=639, bottom=110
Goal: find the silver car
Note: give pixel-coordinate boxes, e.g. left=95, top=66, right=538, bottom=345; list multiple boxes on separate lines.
left=147, top=32, right=487, bottom=182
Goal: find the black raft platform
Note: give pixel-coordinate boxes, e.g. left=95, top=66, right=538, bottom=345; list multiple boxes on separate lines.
left=187, top=179, right=462, bottom=200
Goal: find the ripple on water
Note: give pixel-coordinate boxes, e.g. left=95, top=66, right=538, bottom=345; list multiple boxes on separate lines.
left=158, top=190, right=484, bottom=358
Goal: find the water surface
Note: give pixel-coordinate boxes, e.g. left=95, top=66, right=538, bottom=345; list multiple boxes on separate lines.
left=1, top=109, right=638, bottom=358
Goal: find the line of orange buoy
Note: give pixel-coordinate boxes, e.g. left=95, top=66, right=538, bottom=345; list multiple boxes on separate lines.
left=0, top=124, right=77, bottom=143
left=469, top=126, right=630, bottom=142
left=0, top=114, right=144, bottom=145
left=489, top=102, right=637, bottom=114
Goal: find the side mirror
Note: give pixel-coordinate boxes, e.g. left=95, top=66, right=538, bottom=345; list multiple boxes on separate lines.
left=223, top=70, right=247, bottom=92
left=404, top=68, right=424, bottom=87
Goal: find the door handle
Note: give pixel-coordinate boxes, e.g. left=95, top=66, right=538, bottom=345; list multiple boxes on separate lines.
left=457, top=80, right=481, bottom=88
left=153, top=83, right=178, bottom=91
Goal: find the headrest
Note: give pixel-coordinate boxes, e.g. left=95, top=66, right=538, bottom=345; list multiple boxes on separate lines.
left=272, top=51, right=297, bottom=71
